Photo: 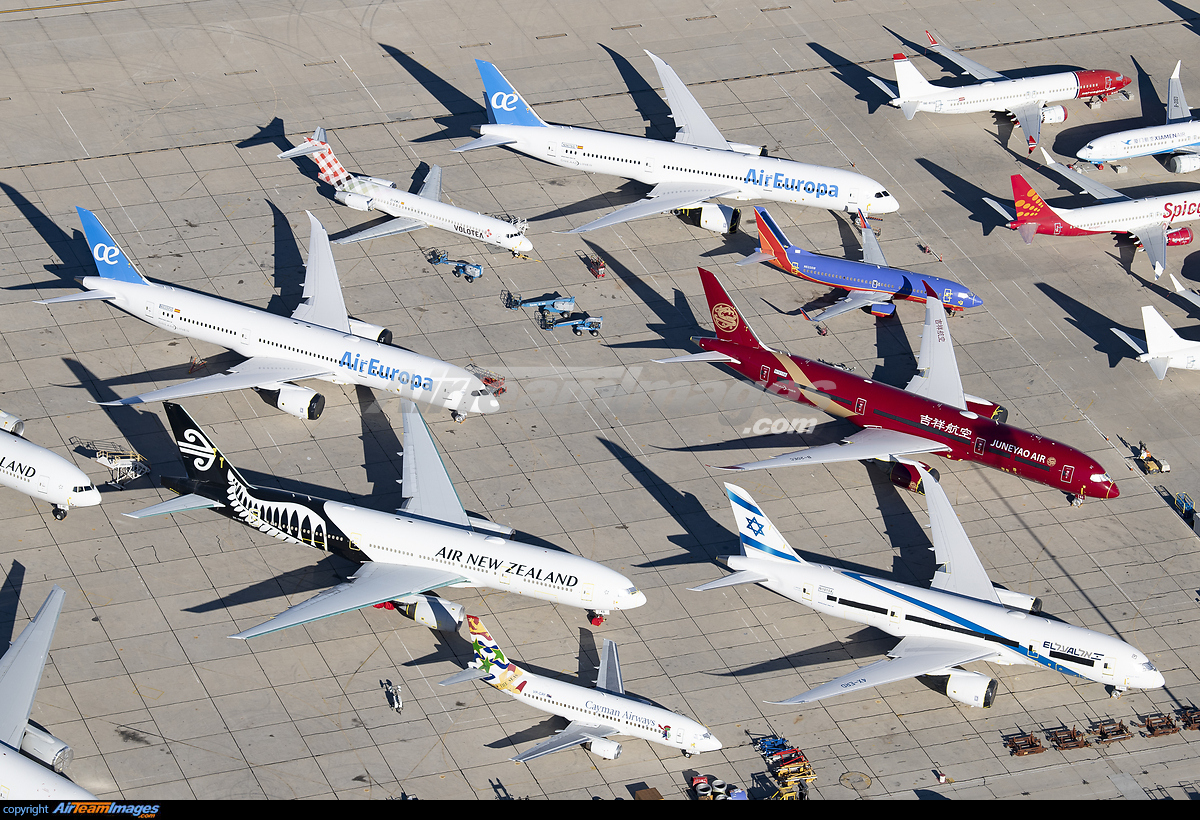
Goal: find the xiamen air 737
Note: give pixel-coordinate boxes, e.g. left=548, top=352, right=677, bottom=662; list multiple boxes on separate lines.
left=127, top=402, right=645, bottom=637
left=440, top=615, right=721, bottom=762
left=36, top=208, right=501, bottom=422
left=693, top=468, right=1163, bottom=708
left=453, top=52, right=899, bottom=235
left=279, top=127, right=534, bottom=255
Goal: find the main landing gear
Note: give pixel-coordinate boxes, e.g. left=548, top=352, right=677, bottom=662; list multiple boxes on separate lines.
left=587, top=610, right=606, bottom=626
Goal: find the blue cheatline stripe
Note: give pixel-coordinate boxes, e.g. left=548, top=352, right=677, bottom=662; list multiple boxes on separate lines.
left=739, top=534, right=800, bottom=563
left=842, top=571, right=1084, bottom=679
left=726, top=489, right=762, bottom=516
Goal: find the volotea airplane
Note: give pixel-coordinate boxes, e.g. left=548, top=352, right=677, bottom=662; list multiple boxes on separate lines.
left=439, top=615, right=721, bottom=762
left=36, top=208, right=502, bottom=422
left=1111, top=274, right=1200, bottom=379
left=0, top=411, right=99, bottom=520
left=127, top=402, right=646, bottom=638
left=453, top=52, right=900, bottom=235
left=279, top=127, right=535, bottom=255
left=871, top=30, right=1129, bottom=152
left=693, top=470, right=1164, bottom=707
left=739, top=206, right=982, bottom=321
left=1078, top=61, right=1200, bottom=172
left=985, top=148, right=1199, bottom=278
left=0, top=585, right=95, bottom=798
left=657, top=268, right=1120, bottom=504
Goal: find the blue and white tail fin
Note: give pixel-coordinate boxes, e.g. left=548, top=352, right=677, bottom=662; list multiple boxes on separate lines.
left=476, top=60, right=549, bottom=128
left=724, top=484, right=806, bottom=564
left=76, top=207, right=150, bottom=285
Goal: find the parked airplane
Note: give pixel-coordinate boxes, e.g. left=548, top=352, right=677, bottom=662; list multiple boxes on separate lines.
left=279, top=127, right=534, bottom=255
left=453, top=52, right=899, bottom=235
left=439, top=615, right=721, bottom=761
left=0, top=585, right=95, bottom=798
left=0, top=411, right=99, bottom=520
left=1078, top=61, right=1200, bottom=172
left=871, top=30, right=1129, bottom=152
left=693, top=470, right=1164, bottom=707
left=656, top=268, right=1119, bottom=503
left=739, top=206, right=982, bottom=321
left=1111, top=299, right=1200, bottom=379
left=127, top=402, right=645, bottom=637
left=36, top=208, right=501, bottom=422
left=985, top=149, right=1199, bottom=279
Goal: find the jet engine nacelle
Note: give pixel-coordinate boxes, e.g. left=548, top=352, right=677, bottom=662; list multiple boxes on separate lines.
left=727, top=142, right=767, bottom=157
left=274, top=384, right=326, bottom=420
left=1166, top=154, right=1200, bottom=174
left=585, top=738, right=622, bottom=760
left=20, top=724, right=73, bottom=773
left=335, top=191, right=373, bottom=211
left=964, top=393, right=1009, bottom=423
left=359, top=176, right=397, bottom=189
left=945, top=670, right=998, bottom=708
left=881, top=460, right=939, bottom=495
left=395, top=594, right=466, bottom=632
left=675, top=204, right=742, bottom=234
left=1168, top=227, right=1195, bottom=246
left=347, top=318, right=394, bottom=346
left=0, top=410, right=25, bottom=437
left=1039, top=105, right=1067, bottom=124
left=994, top=587, right=1042, bottom=614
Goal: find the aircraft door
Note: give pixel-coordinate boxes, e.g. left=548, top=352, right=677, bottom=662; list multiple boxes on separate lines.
left=854, top=397, right=867, bottom=416
left=1054, top=222, right=1063, bottom=235
left=350, top=532, right=364, bottom=552
left=944, top=287, right=952, bottom=304
left=36, top=477, right=48, bottom=497
left=974, top=436, right=986, bottom=455
left=547, top=142, right=557, bottom=159
left=581, top=582, right=593, bottom=602
left=801, top=584, right=813, bottom=603
left=759, top=364, right=773, bottom=387
left=1060, top=465, right=1074, bottom=484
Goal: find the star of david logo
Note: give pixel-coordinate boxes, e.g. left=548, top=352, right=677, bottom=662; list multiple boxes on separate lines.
left=746, top=517, right=765, bottom=537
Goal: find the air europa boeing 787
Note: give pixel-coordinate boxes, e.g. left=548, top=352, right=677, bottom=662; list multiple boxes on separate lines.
left=657, top=268, right=1119, bottom=504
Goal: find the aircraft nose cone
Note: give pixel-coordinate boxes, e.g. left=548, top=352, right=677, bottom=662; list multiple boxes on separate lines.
left=1106, top=480, right=1120, bottom=499
left=84, top=488, right=103, bottom=507
left=516, top=236, right=533, bottom=253
left=631, top=590, right=647, bottom=608
left=1147, top=670, right=1166, bottom=689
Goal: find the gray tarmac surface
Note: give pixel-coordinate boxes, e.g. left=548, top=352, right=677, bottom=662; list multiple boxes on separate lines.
left=1, top=0, right=1199, bottom=800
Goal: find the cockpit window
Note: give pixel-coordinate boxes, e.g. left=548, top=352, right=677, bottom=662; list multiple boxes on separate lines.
left=1141, top=660, right=1158, bottom=672
left=875, top=190, right=891, bottom=198
left=1091, top=472, right=1112, bottom=483
left=626, top=587, right=639, bottom=595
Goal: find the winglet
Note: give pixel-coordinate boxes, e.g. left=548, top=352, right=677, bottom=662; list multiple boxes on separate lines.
left=925, top=31, right=939, bottom=47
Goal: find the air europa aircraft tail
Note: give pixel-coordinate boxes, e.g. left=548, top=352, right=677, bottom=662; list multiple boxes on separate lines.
left=698, top=267, right=768, bottom=351
left=76, top=207, right=151, bottom=285
left=476, top=60, right=549, bottom=128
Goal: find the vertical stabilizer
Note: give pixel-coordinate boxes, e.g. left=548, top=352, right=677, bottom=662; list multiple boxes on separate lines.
left=1141, top=305, right=1184, bottom=379
left=724, top=484, right=805, bottom=564
left=1167, top=61, right=1192, bottom=125
left=752, top=207, right=794, bottom=272
left=464, top=615, right=528, bottom=691
left=892, top=54, right=938, bottom=116
left=163, top=402, right=252, bottom=488
left=698, top=267, right=769, bottom=351
left=277, top=129, right=352, bottom=188
left=476, top=60, right=549, bottom=128
left=76, top=207, right=151, bottom=285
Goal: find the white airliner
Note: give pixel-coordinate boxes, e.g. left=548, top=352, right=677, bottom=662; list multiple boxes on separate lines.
left=440, top=615, right=721, bottom=762
left=37, top=207, right=501, bottom=422
left=693, top=468, right=1164, bottom=708
left=453, top=52, right=899, bottom=235
left=279, top=127, right=534, bottom=255
left=127, top=402, right=645, bottom=638
left=0, top=585, right=95, bottom=798
left=871, top=30, right=1130, bottom=152
left=0, top=412, right=99, bottom=520
left=1078, top=61, right=1200, bottom=172
left=1111, top=276, right=1200, bottom=379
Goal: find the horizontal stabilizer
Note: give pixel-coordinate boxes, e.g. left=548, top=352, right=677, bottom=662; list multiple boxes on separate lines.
left=1017, top=222, right=1038, bottom=244
left=736, top=251, right=776, bottom=267
left=1170, top=273, right=1200, bottom=313
left=653, top=350, right=741, bottom=365
left=900, top=100, right=920, bottom=120
left=1149, top=357, right=1171, bottom=380
left=982, top=197, right=1015, bottom=222
left=869, top=76, right=899, bottom=100
left=452, top=134, right=518, bottom=153
left=1110, top=327, right=1146, bottom=355
left=689, top=569, right=770, bottom=591
left=278, top=128, right=328, bottom=159
left=331, top=216, right=425, bottom=245
left=36, top=290, right=117, bottom=305
left=124, top=493, right=225, bottom=519
left=438, top=667, right=491, bottom=686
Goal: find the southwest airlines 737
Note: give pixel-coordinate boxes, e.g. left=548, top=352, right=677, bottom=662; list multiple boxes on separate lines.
left=440, top=615, right=721, bottom=762
left=657, top=268, right=1120, bottom=504
left=453, top=52, right=899, bottom=235
left=693, top=469, right=1164, bottom=708
left=871, top=30, right=1129, bottom=152
left=127, top=402, right=645, bottom=637
left=279, top=127, right=534, bottom=255
left=36, top=208, right=501, bottom=422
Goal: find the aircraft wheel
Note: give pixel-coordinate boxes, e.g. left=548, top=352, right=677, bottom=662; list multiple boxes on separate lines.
left=587, top=610, right=605, bottom=626
left=52, top=507, right=67, bottom=521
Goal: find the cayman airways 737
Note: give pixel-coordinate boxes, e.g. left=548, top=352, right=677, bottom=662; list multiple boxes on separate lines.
left=871, top=30, right=1129, bottom=152
left=693, top=470, right=1164, bottom=708
left=985, top=149, right=1200, bottom=279
left=1078, top=61, right=1200, bottom=172
left=740, top=206, right=982, bottom=321
left=453, top=52, right=899, bottom=235
left=37, top=208, right=501, bottom=422
left=440, top=615, right=721, bottom=762
left=657, top=268, right=1119, bottom=503
left=0, top=412, right=99, bottom=520
left=280, top=127, right=534, bottom=255
left=127, top=402, right=645, bottom=638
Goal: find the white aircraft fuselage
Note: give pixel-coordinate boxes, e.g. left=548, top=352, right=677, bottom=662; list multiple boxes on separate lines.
left=81, top=276, right=499, bottom=417
left=0, top=430, right=99, bottom=517
left=477, top=123, right=900, bottom=214
left=1078, top=122, right=1200, bottom=163
left=0, top=743, right=94, bottom=799
left=1042, top=191, right=1200, bottom=235
left=906, top=73, right=1084, bottom=116
left=727, top=553, right=1164, bottom=693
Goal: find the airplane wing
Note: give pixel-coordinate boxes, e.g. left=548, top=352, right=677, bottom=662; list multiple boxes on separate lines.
left=417, top=164, right=443, bottom=201
left=398, top=399, right=472, bottom=529
left=124, top=493, right=225, bottom=519
left=512, top=720, right=619, bottom=763
left=903, top=283, right=967, bottom=409
left=1008, top=101, right=1045, bottom=152
left=1167, top=61, right=1192, bottom=125
left=0, top=586, right=64, bottom=749
left=1130, top=223, right=1169, bottom=279
left=767, top=634, right=997, bottom=705
left=594, top=639, right=624, bottom=695
left=915, top=465, right=1001, bottom=603
left=715, top=426, right=950, bottom=472
left=643, top=50, right=728, bottom=150
left=290, top=212, right=351, bottom=331
left=564, top=181, right=738, bottom=234
left=97, top=357, right=333, bottom=407
left=230, top=562, right=467, bottom=639
left=856, top=209, right=887, bottom=267
left=331, top=217, right=426, bottom=245
left=805, top=289, right=896, bottom=322
left=924, top=30, right=1006, bottom=81
left=1038, top=148, right=1131, bottom=203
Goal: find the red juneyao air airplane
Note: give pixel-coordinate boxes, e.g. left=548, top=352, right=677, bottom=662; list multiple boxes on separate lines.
left=657, top=268, right=1119, bottom=504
